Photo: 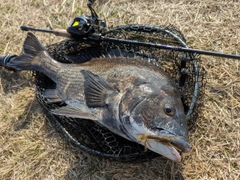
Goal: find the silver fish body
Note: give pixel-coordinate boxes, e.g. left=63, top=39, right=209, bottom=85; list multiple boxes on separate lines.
left=6, top=32, right=190, bottom=162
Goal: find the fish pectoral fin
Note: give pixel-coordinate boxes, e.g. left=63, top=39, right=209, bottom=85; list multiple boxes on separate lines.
left=51, top=105, right=98, bottom=120
left=81, top=70, right=118, bottom=107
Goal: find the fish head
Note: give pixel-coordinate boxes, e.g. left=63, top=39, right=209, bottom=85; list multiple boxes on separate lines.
left=149, top=87, right=190, bottom=161
left=120, top=78, right=190, bottom=162
left=151, top=86, right=189, bottom=143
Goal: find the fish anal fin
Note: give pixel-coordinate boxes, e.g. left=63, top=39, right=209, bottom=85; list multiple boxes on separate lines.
left=43, top=89, right=62, bottom=104
left=51, top=105, right=98, bottom=120
left=81, top=70, right=118, bottom=107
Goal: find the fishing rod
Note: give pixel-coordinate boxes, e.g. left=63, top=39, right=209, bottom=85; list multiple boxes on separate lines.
left=20, top=25, right=240, bottom=60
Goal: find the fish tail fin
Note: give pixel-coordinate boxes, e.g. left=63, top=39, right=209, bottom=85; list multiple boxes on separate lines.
left=7, top=32, right=45, bottom=70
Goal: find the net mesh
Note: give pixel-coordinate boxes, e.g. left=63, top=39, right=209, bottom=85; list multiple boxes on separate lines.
left=34, top=24, right=205, bottom=161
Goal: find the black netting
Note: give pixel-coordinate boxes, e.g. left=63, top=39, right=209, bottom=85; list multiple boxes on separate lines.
left=34, top=24, right=205, bottom=161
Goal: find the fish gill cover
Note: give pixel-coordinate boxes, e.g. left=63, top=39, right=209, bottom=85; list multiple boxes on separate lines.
left=34, top=24, right=205, bottom=161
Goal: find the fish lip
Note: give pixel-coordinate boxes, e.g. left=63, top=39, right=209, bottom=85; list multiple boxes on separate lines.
left=138, top=134, right=183, bottom=162
left=168, top=146, right=181, bottom=162
left=155, top=129, right=191, bottom=153
left=170, top=137, right=191, bottom=153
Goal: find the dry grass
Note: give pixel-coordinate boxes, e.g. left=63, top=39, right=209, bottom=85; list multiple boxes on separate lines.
left=0, top=0, right=239, bottom=179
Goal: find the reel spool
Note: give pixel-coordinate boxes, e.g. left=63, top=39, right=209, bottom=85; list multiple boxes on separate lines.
left=35, top=24, right=205, bottom=161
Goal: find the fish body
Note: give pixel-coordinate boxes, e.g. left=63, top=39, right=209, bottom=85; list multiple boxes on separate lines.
left=5, top=32, right=190, bottom=162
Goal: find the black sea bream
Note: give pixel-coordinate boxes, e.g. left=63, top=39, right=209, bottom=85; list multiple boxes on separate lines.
left=5, top=32, right=190, bottom=162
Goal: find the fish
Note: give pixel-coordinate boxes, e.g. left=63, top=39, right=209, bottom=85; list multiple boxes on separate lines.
left=3, top=32, right=190, bottom=162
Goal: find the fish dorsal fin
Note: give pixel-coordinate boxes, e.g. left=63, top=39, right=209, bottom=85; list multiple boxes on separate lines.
left=51, top=105, right=98, bottom=120
left=81, top=70, right=118, bottom=107
left=24, top=32, right=46, bottom=55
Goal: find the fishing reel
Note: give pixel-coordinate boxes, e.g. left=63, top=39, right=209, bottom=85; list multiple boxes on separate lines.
left=18, top=0, right=105, bottom=40
left=67, top=0, right=106, bottom=39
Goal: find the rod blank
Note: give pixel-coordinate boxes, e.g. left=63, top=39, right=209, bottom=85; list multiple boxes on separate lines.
left=98, top=36, right=240, bottom=60
left=20, top=26, right=71, bottom=38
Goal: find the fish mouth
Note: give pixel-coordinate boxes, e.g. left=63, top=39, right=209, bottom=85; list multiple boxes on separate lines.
left=138, top=130, right=190, bottom=162
left=157, top=129, right=191, bottom=153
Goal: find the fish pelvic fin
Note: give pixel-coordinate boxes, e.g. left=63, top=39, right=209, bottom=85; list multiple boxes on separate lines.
left=7, top=32, right=45, bottom=70
left=51, top=104, right=98, bottom=120
left=81, top=70, right=119, bottom=107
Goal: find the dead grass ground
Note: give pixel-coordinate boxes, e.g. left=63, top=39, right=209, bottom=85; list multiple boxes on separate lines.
left=0, top=0, right=239, bottom=179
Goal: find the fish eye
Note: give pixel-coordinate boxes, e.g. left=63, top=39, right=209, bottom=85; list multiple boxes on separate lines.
left=164, top=104, right=175, bottom=116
